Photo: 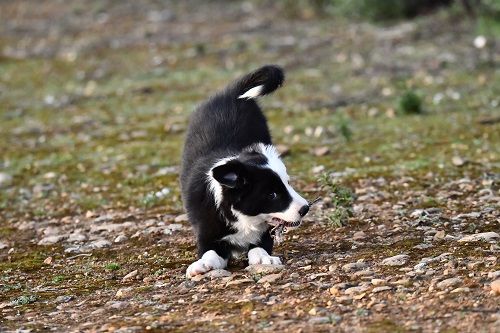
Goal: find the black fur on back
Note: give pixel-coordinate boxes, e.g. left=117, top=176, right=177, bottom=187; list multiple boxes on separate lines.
left=180, top=65, right=284, bottom=259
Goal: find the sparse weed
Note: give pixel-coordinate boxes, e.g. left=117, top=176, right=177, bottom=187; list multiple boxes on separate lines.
left=12, top=295, right=37, bottom=306
left=52, top=275, right=65, bottom=284
left=399, top=90, right=423, bottom=114
left=319, top=173, right=355, bottom=227
left=105, top=263, right=121, bottom=271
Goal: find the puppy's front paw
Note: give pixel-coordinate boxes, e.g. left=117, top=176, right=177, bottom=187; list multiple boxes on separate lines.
left=186, top=250, right=227, bottom=278
left=248, top=247, right=282, bottom=265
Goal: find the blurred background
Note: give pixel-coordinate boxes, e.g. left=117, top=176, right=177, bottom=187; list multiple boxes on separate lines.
left=0, top=0, right=498, bottom=218
left=1, top=1, right=499, bottom=331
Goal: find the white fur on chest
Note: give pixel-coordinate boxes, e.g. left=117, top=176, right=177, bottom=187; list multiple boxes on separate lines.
left=222, top=209, right=268, bottom=248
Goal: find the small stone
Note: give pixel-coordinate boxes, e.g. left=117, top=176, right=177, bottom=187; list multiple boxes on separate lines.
left=0, top=241, right=8, bottom=250
left=43, top=257, right=53, bottom=265
left=433, top=230, right=445, bottom=241
left=245, top=264, right=284, bottom=275
left=257, top=273, right=283, bottom=284
left=174, top=214, right=188, bottom=223
left=55, top=295, right=73, bottom=303
left=115, top=287, right=133, bottom=298
left=0, top=173, right=13, bottom=188
left=67, top=233, right=87, bottom=243
left=436, top=277, right=461, bottom=290
left=372, top=286, right=392, bottom=293
left=450, top=287, right=470, bottom=293
left=452, top=156, right=466, bottom=166
left=114, top=235, right=128, bottom=243
left=353, top=270, right=374, bottom=278
left=108, top=301, right=129, bottom=309
left=329, top=287, right=340, bottom=296
left=371, top=279, right=386, bottom=286
left=87, top=239, right=111, bottom=249
left=336, top=296, right=353, bottom=304
left=491, top=280, right=500, bottom=295
left=226, top=279, right=253, bottom=286
left=314, top=146, right=330, bottom=157
left=458, top=232, right=499, bottom=243
left=381, top=254, right=409, bottom=266
left=342, top=262, right=367, bottom=272
left=38, top=235, right=66, bottom=245
left=312, top=165, right=325, bottom=174
left=345, top=285, right=369, bottom=295
left=352, top=231, right=366, bottom=241
left=487, top=271, right=500, bottom=280
left=308, top=316, right=331, bottom=325
left=204, top=269, right=231, bottom=279
left=276, top=144, right=291, bottom=156
left=122, top=270, right=138, bottom=282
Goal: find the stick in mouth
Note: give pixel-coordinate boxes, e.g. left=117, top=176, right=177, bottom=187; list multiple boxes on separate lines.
left=270, top=197, right=321, bottom=244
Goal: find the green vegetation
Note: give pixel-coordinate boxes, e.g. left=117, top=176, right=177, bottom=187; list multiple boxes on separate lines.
left=398, top=90, right=423, bottom=114
left=105, top=263, right=121, bottom=271
left=12, top=295, right=38, bottom=306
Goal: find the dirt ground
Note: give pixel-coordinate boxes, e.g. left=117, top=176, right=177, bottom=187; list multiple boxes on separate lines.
left=0, top=1, right=499, bottom=332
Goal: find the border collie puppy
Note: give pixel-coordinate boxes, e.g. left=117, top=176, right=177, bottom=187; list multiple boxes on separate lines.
left=181, top=65, right=310, bottom=278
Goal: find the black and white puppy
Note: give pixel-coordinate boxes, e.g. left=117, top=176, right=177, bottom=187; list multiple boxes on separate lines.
left=180, top=65, right=310, bottom=278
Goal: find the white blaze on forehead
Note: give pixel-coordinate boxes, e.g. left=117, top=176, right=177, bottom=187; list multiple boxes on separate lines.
left=256, top=143, right=308, bottom=222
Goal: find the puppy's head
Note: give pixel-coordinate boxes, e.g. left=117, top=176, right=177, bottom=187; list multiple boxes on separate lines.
left=208, top=144, right=309, bottom=227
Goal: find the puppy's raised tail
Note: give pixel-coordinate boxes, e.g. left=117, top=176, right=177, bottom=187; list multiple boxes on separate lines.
left=228, top=65, right=284, bottom=100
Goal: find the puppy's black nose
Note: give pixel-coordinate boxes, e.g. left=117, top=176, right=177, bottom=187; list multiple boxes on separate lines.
left=298, top=205, right=309, bottom=217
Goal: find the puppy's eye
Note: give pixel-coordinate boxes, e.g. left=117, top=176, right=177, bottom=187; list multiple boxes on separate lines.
left=268, top=192, right=278, bottom=200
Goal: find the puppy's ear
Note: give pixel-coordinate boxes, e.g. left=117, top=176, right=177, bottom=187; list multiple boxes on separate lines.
left=212, top=160, right=247, bottom=188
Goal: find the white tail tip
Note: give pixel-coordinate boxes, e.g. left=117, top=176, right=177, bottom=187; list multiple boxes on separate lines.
left=238, top=85, right=264, bottom=99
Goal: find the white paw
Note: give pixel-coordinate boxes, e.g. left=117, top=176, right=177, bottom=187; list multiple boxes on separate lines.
left=248, top=247, right=282, bottom=265
left=186, top=250, right=227, bottom=278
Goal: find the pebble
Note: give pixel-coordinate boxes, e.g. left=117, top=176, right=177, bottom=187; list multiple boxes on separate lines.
left=487, top=271, right=500, bottom=280
left=107, top=301, right=129, bottom=309
left=436, top=277, right=461, bottom=290
left=87, top=239, right=112, bottom=249
left=335, top=296, right=353, bottom=304
left=257, top=273, right=283, bottom=284
left=226, top=278, right=253, bottom=286
left=371, top=278, right=386, bottom=286
left=116, top=287, right=134, bottom=298
left=38, top=235, right=66, bottom=245
left=55, top=295, right=73, bottom=303
left=114, top=235, right=128, bottom=243
left=433, top=230, right=445, bottom=240
left=345, top=285, right=369, bottom=295
left=122, top=270, right=138, bottom=282
left=372, top=286, right=392, bottom=293
left=245, top=264, right=284, bottom=275
left=67, top=232, right=87, bottom=243
left=205, top=269, right=231, bottom=279
left=381, top=254, right=409, bottom=266
left=314, top=146, right=330, bottom=157
left=0, top=173, right=13, bottom=188
left=458, top=232, right=499, bottom=242
left=0, top=241, right=8, bottom=250
left=491, top=280, right=500, bottom=295
left=174, top=214, right=188, bottom=223
left=352, top=231, right=366, bottom=240
left=308, top=316, right=331, bottom=325
left=342, top=262, right=367, bottom=272
left=43, top=257, right=53, bottom=265
left=450, top=287, right=470, bottom=293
